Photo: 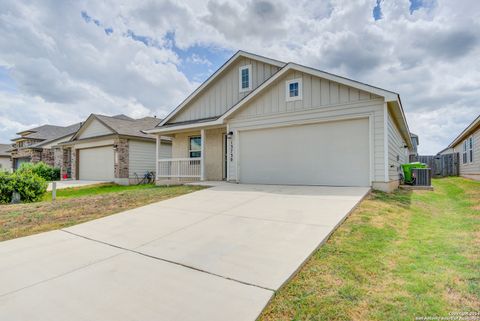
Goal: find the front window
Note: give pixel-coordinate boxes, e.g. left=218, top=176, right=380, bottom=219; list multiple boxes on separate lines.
left=285, top=78, right=303, bottom=102
left=189, top=136, right=202, bottom=158
left=462, top=140, right=468, bottom=164
left=239, top=65, right=252, bottom=92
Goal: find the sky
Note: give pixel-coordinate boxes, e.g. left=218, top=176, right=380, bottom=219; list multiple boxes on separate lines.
left=0, top=0, right=479, bottom=154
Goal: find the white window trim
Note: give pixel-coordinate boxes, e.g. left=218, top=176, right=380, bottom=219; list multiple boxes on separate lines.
left=285, top=78, right=303, bottom=102
left=239, top=65, right=252, bottom=92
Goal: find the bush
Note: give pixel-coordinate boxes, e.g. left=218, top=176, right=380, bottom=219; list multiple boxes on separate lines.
left=17, top=162, right=60, bottom=181
left=11, top=171, right=47, bottom=203
left=0, top=171, right=14, bottom=203
left=0, top=170, right=47, bottom=204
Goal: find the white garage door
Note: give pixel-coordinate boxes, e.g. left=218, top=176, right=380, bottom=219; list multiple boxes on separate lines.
left=239, top=118, right=370, bottom=186
left=79, top=146, right=114, bottom=181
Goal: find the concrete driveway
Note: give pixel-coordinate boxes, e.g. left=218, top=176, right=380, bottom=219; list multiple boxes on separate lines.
left=0, top=183, right=369, bottom=321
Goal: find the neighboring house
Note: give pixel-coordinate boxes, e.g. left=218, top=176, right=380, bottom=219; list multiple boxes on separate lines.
left=59, top=114, right=171, bottom=184
left=437, top=147, right=454, bottom=156
left=146, top=51, right=413, bottom=192
left=410, top=133, right=419, bottom=157
left=443, top=115, right=480, bottom=180
left=10, top=123, right=81, bottom=170
left=0, top=144, right=12, bottom=171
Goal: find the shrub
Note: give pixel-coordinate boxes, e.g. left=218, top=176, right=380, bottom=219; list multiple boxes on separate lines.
left=0, top=171, right=14, bottom=203
left=0, top=170, right=47, bottom=204
left=10, top=171, right=47, bottom=203
left=17, top=162, right=60, bottom=181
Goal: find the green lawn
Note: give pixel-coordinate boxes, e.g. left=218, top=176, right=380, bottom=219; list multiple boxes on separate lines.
left=43, top=182, right=160, bottom=201
left=1, top=184, right=204, bottom=241
left=260, top=177, right=480, bottom=321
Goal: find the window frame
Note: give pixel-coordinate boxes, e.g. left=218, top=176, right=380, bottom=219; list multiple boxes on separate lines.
left=188, top=136, right=202, bottom=158
left=238, top=65, right=252, bottom=92
left=285, top=78, right=303, bottom=102
left=468, top=136, right=473, bottom=163
left=462, top=140, right=468, bottom=164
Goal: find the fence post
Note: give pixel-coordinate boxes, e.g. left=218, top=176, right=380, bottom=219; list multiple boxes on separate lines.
left=52, top=182, right=56, bottom=201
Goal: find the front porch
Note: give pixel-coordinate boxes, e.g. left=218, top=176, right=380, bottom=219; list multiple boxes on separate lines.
left=156, top=127, right=229, bottom=183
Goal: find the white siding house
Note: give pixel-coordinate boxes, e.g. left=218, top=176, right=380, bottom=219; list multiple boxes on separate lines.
left=445, top=115, right=480, bottom=180
left=146, top=51, right=413, bottom=192
left=60, top=114, right=171, bottom=185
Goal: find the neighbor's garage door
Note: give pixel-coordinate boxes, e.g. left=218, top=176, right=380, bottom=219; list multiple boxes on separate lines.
left=79, top=146, right=114, bottom=181
left=239, top=118, right=370, bottom=186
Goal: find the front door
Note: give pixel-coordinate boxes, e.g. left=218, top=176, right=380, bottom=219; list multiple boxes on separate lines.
left=223, top=134, right=228, bottom=180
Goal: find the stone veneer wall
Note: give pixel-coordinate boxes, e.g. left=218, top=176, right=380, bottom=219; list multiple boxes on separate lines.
left=11, top=148, right=42, bottom=164
left=41, top=149, right=55, bottom=167
left=59, top=148, right=72, bottom=179
left=53, top=148, right=63, bottom=169
left=71, top=149, right=77, bottom=179
left=114, top=137, right=129, bottom=179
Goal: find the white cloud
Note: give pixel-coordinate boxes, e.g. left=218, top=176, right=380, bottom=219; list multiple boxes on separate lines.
left=0, top=0, right=479, bottom=155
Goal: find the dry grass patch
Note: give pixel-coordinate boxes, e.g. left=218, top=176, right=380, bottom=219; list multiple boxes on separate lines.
left=0, top=184, right=204, bottom=241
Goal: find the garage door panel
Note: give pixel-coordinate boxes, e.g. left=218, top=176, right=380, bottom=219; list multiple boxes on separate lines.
left=239, top=118, right=370, bottom=187
left=79, top=146, right=114, bottom=181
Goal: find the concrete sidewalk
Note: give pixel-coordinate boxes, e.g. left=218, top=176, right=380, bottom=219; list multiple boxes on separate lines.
left=0, top=183, right=369, bottom=321
left=47, top=180, right=111, bottom=191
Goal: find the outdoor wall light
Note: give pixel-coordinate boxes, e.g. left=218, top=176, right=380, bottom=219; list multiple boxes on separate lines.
left=227, top=131, right=234, bottom=139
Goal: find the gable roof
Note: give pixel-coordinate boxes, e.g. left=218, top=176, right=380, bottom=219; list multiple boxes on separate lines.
left=220, top=62, right=398, bottom=120
left=12, top=123, right=82, bottom=147
left=0, top=144, right=10, bottom=157
left=13, top=123, right=81, bottom=141
left=146, top=51, right=412, bottom=148
left=71, top=114, right=162, bottom=141
left=448, top=114, right=480, bottom=148
left=157, top=50, right=286, bottom=127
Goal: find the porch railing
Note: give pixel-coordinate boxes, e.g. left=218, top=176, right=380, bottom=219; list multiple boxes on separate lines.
left=157, top=158, right=202, bottom=179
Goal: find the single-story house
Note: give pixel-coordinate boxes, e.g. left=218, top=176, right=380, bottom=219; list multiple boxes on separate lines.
left=442, top=115, right=479, bottom=180
left=0, top=144, right=12, bottom=171
left=146, top=51, right=413, bottom=192
left=10, top=123, right=81, bottom=170
left=58, top=114, right=171, bottom=185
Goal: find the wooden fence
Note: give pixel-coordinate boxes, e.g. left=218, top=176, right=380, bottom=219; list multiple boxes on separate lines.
left=409, top=153, right=459, bottom=178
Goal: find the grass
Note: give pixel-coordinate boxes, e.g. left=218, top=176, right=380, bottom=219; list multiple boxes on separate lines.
left=42, top=183, right=161, bottom=201
left=259, top=177, right=480, bottom=321
left=0, top=183, right=204, bottom=241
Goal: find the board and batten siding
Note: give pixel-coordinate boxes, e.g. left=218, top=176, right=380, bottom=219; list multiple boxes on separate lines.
left=387, top=110, right=408, bottom=181
left=77, top=119, right=113, bottom=139
left=226, top=70, right=387, bottom=183
left=453, top=126, right=480, bottom=176
left=170, top=129, right=224, bottom=180
left=128, top=140, right=158, bottom=178
left=169, top=57, right=281, bottom=123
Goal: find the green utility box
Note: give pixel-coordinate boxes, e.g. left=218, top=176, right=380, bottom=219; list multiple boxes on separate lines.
left=402, top=162, right=428, bottom=184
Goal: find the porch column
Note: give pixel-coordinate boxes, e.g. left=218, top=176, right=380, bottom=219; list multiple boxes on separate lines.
left=201, top=129, right=206, bottom=181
